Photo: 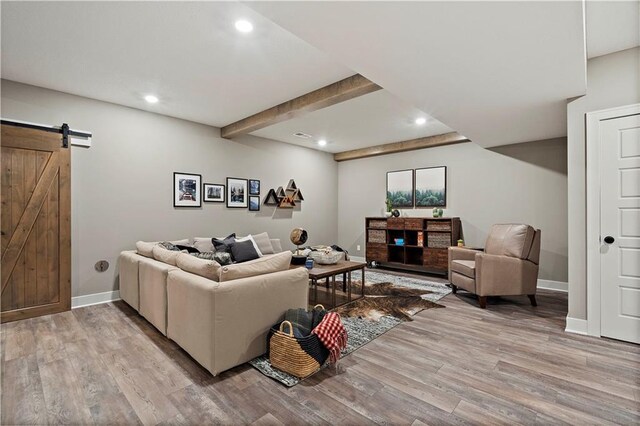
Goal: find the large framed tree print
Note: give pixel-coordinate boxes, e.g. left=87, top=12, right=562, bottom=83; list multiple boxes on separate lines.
left=414, top=166, right=447, bottom=207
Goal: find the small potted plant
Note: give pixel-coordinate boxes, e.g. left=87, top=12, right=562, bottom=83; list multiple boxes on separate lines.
left=385, top=199, right=393, bottom=217
left=457, top=239, right=464, bottom=247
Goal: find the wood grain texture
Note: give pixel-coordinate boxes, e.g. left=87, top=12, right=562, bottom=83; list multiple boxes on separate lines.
left=220, top=74, right=381, bottom=138
left=334, top=132, right=470, bottom=161
left=1, top=277, right=638, bottom=425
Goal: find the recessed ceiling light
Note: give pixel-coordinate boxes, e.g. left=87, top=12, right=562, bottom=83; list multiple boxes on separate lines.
left=144, top=95, right=159, bottom=104
left=415, top=117, right=427, bottom=125
left=235, top=20, right=253, bottom=33
left=318, top=139, right=327, bottom=146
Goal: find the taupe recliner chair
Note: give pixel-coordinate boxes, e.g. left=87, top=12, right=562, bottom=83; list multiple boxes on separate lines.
left=448, top=224, right=541, bottom=309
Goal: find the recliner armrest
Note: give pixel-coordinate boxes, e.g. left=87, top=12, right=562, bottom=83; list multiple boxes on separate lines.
left=448, top=247, right=481, bottom=282
left=475, top=253, right=538, bottom=296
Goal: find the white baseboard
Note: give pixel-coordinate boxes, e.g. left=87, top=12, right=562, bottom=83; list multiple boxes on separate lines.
left=72, top=290, right=121, bottom=309
left=565, top=316, right=589, bottom=335
left=537, top=279, right=568, bottom=292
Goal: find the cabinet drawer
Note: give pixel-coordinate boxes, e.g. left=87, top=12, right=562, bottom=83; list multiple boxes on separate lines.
left=387, top=218, right=405, bottom=229
left=405, top=218, right=424, bottom=230
left=366, top=243, right=387, bottom=262
left=424, top=248, right=448, bottom=271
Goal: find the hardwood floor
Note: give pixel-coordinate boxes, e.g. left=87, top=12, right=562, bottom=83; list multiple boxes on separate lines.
left=2, top=282, right=639, bottom=425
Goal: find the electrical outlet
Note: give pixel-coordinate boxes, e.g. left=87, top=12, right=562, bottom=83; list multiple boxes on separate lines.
left=357, top=245, right=361, bottom=251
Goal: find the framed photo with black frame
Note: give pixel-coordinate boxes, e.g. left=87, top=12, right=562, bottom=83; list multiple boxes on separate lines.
left=249, top=179, right=260, bottom=196
left=386, top=169, right=414, bottom=208
left=414, top=166, right=447, bottom=208
left=249, top=196, right=261, bottom=211
left=173, top=172, right=202, bottom=208
left=203, top=183, right=225, bottom=203
left=226, top=177, right=248, bottom=208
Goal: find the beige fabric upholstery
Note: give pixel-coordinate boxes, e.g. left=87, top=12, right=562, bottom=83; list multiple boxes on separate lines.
left=219, top=251, right=292, bottom=282
left=139, top=257, right=177, bottom=335
left=193, top=237, right=214, bottom=253
left=484, top=224, right=536, bottom=259
left=271, top=239, right=283, bottom=253
left=167, top=267, right=309, bottom=375
left=448, top=225, right=541, bottom=306
left=450, top=260, right=476, bottom=279
left=152, top=245, right=181, bottom=266
left=136, top=241, right=156, bottom=258
left=176, top=253, right=221, bottom=281
left=251, top=232, right=275, bottom=255
left=118, top=250, right=140, bottom=311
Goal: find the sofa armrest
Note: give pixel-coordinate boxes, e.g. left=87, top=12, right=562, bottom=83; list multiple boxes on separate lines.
left=475, top=253, right=539, bottom=296
left=167, top=267, right=309, bottom=376
left=448, top=247, right=481, bottom=281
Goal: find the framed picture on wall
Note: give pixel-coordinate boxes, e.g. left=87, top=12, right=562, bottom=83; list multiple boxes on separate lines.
left=249, top=196, right=261, bottom=211
left=249, top=179, right=260, bottom=195
left=414, top=166, right=447, bottom=207
left=203, top=183, right=225, bottom=203
left=174, top=172, right=202, bottom=207
left=226, top=177, right=248, bottom=208
left=386, top=169, right=414, bottom=208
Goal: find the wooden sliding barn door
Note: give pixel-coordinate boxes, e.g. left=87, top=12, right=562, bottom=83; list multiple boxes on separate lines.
left=1, top=124, right=71, bottom=322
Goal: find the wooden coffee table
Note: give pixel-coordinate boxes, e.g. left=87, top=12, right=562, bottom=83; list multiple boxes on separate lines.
left=291, top=260, right=367, bottom=309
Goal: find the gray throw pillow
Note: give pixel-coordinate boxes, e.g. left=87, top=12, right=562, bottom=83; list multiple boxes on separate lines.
left=212, top=233, right=236, bottom=253
left=231, top=240, right=260, bottom=263
left=250, top=232, right=275, bottom=255
left=191, top=251, right=232, bottom=266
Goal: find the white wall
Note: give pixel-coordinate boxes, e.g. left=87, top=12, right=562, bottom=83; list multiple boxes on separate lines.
left=567, top=47, right=640, bottom=321
left=338, top=138, right=568, bottom=282
left=1, top=80, right=338, bottom=297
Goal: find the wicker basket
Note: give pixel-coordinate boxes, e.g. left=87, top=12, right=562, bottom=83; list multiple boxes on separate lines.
left=427, top=232, right=451, bottom=248
left=369, top=219, right=387, bottom=229
left=309, top=250, right=342, bottom=265
left=269, top=315, right=329, bottom=378
left=426, top=222, right=452, bottom=232
left=367, top=229, right=386, bottom=244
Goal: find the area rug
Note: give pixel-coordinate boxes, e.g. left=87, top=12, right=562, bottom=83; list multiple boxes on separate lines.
left=249, top=270, right=450, bottom=387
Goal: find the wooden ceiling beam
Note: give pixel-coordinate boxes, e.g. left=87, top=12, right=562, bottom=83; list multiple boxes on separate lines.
left=333, top=132, right=470, bottom=162
left=220, top=74, right=381, bottom=139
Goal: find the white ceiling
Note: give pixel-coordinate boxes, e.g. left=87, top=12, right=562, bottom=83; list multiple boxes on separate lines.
left=247, top=1, right=587, bottom=148
left=251, top=90, right=453, bottom=153
left=0, top=1, right=353, bottom=127
left=586, top=0, right=640, bottom=59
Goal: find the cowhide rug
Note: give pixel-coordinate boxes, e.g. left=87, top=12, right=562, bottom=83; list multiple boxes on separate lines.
left=334, top=279, right=444, bottom=321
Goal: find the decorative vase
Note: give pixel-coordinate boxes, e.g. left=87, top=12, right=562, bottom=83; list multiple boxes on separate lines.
left=438, top=208, right=444, bottom=217
left=432, top=208, right=439, bottom=218
left=457, top=240, right=464, bottom=247
left=385, top=211, right=392, bottom=217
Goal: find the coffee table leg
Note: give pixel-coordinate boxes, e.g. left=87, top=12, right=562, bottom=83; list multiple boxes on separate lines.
left=343, top=272, right=347, bottom=292
left=312, top=278, right=318, bottom=305
left=332, top=275, right=336, bottom=308
left=326, top=277, right=330, bottom=290
left=348, top=270, right=352, bottom=302
left=361, top=267, right=366, bottom=298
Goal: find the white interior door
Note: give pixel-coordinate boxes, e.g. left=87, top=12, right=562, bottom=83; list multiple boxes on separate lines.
left=600, top=113, right=640, bottom=344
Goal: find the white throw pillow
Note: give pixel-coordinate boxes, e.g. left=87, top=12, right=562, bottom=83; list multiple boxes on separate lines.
left=250, top=232, right=275, bottom=255
left=235, top=235, right=263, bottom=257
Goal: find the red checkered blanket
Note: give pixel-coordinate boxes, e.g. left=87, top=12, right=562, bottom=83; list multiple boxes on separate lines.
left=312, top=312, right=347, bottom=364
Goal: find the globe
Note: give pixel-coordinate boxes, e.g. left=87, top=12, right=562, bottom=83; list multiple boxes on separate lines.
left=290, top=228, right=308, bottom=246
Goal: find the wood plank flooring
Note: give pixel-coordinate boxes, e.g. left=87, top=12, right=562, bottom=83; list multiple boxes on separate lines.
left=1, top=280, right=639, bottom=425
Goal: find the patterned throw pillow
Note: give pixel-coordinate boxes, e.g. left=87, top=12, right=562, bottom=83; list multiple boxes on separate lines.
left=158, top=241, right=181, bottom=251
left=191, top=251, right=232, bottom=266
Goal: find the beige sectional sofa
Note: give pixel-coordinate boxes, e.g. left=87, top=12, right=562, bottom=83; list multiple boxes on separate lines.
left=117, top=236, right=309, bottom=375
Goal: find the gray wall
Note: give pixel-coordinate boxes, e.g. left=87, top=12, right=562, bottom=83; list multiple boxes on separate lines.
left=566, top=47, right=640, bottom=320
left=338, top=138, right=568, bottom=282
left=1, top=80, right=338, bottom=297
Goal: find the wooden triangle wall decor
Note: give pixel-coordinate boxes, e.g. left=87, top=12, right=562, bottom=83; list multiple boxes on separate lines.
left=278, top=194, right=296, bottom=208
left=292, top=189, right=304, bottom=201
left=265, top=179, right=304, bottom=209
left=264, top=189, right=279, bottom=205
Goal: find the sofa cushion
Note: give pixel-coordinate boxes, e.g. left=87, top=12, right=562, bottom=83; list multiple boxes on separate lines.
left=271, top=239, right=283, bottom=253
left=192, top=251, right=233, bottom=265
left=219, top=251, right=292, bottom=282
left=152, top=245, right=182, bottom=266
left=193, top=237, right=214, bottom=253
left=251, top=232, right=275, bottom=255
left=451, top=260, right=476, bottom=279
left=136, top=241, right=157, bottom=258
left=176, top=253, right=220, bottom=281
left=485, top=224, right=536, bottom=259
left=231, top=240, right=261, bottom=263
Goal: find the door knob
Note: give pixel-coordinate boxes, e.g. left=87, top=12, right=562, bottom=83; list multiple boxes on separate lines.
left=604, top=236, right=615, bottom=244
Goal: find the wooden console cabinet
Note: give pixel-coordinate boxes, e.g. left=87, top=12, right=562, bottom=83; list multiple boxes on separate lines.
left=365, top=217, right=462, bottom=275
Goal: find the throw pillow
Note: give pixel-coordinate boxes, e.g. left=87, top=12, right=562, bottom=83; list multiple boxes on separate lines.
left=193, top=237, right=214, bottom=253
left=212, top=233, right=236, bottom=253
left=235, top=235, right=263, bottom=257
left=231, top=240, right=261, bottom=263
left=191, top=251, right=233, bottom=266
left=176, top=253, right=220, bottom=281
left=219, top=251, right=292, bottom=282
left=158, top=241, right=181, bottom=251
left=250, top=232, right=275, bottom=255
left=175, top=244, right=200, bottom=254
left=271, top=239, right=283, bottom=253
left=135, top=241, right=156, bottom=258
